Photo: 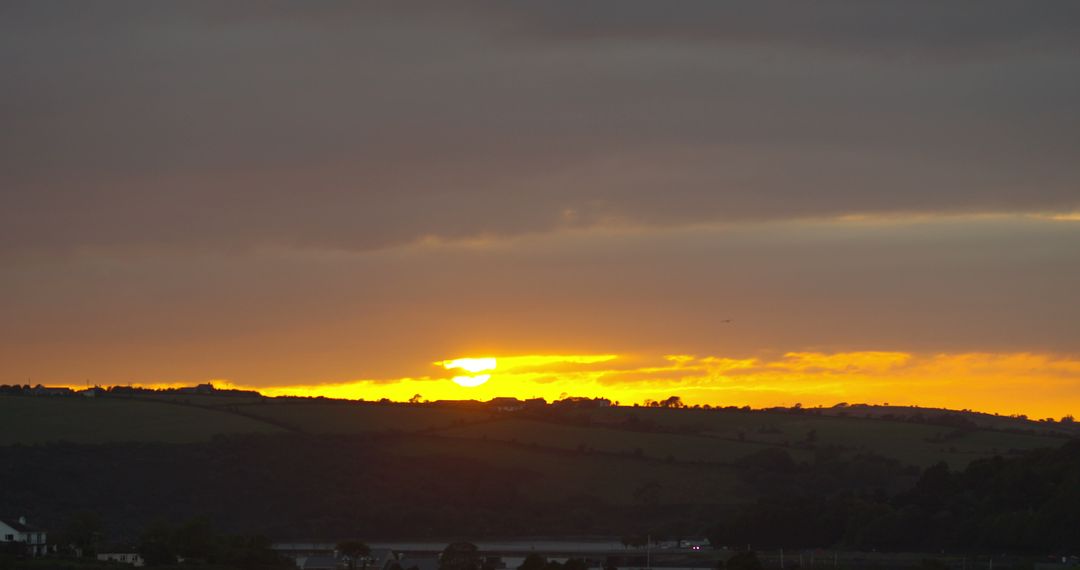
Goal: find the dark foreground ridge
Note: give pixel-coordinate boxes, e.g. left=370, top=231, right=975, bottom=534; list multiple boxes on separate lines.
left=2, top=389, right=1078, bottom=569
left=2, top=434, right=1079, bottom=553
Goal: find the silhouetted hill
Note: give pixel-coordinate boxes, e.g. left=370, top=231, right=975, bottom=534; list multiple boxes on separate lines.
left=1, top=390, right=1076, bottom=550
left=709, top=439, right=1080, bottom=552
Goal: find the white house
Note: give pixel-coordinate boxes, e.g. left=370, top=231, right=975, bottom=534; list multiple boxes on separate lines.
left=0, top=516, right=48, bottom=557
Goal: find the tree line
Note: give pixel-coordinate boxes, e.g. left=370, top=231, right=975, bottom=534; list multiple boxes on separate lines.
left=708, top=440, right=1080, bottom=552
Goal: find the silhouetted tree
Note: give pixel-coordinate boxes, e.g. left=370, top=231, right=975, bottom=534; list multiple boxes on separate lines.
left=519, top=553, right=547, bottom=570
left=219, top=534, right=293, bottom=570
left=137, top=520, right=176, bottom=567
left=563, top=559, right=588, bottom=570
left=660, top=396, right=685, bottom=409
left=173, top=517, right=217, bottom=561
left=338, top=540, right=372, bottom=570
left=440, top=542, right=481, bottom=570
left=57, top=510, right=104, bottom=557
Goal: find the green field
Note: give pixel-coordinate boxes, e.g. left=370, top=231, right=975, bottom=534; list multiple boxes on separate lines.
left=1, top=393, right=1075, bottom=531
left=3, top=394, right=1074, bottom=545
left=1, top=395, right=1069, bottom=472
left=579, top=406, right=1066, bottom=467
left=437, top=418, right=816, bottom=464
left=386, top=435, right=744, bottom=506
left=133, top=392, right=267, bottom=408
left=0, top=396, right=284, bottom=444
left=232, top=401, right=490, bottom=433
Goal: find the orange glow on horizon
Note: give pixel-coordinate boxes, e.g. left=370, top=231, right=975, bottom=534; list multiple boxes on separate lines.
left=56, top=351, right=1080, bottom=420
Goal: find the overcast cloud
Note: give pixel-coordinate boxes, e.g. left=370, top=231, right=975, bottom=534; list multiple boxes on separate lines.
left=2, top=3, right=1078, bottom=401
left=3, top=2, right=1079, bottom=253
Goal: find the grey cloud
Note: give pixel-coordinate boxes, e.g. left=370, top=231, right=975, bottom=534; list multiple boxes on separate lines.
left=513, top=1, right=1080, bottom=56
left=2, top=218, right=1077, bottom=385
left=2, top=2, right=1079, bottom=255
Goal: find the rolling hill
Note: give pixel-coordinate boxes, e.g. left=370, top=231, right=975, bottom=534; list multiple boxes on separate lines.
left=0, top=395, right=284, bottom=445
left=1, top=390, right=1075, bottom=543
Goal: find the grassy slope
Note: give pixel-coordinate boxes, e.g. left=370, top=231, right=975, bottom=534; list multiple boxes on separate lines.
left=223, top=402, right=749, bottom=506
left=133, top=393, right=266, bottom=408
left=217, top=400, right=1066, bottom=497
left=579, top=406, right=1066, bottom=468
left=231, top=401, right=489, bottom=433
left=823, top=404, right=1080, bottom=433
left=1, top=396, right=1071, bottom=516
left=436, top=418, right=816, bottom=464
left=0, top=396, right=284, bottom=444
left=387, top=435, right=743, bottom=506
left=2, top=396, right=1067, bottom=470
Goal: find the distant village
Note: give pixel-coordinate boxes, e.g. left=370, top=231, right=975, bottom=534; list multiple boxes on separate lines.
left=3, top=517, right=1078, bottom=570
left=0, top=514, right=725, bottom=570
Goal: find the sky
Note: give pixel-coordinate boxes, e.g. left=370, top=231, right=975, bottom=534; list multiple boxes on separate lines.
left=2, top=2, right=1079, bottom=418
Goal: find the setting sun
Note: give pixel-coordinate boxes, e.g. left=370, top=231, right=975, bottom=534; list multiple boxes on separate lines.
left=440, top=357, right=497, bottom=388
left=440, top=358, right=497, bottom=374
left=450, top=374, right=491, bottom=388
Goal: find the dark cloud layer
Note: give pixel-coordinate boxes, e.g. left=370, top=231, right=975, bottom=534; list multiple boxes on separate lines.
left=518, top=2, right=1080, bottom=54
left=3, top=3, right=1079, bottom=397
left=3, top=2, right=1079, bottom=254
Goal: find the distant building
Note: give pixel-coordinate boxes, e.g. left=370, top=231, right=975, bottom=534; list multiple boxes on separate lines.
left=272, top=542, right=339, bottom=569
left=97, top=552, right=145, bottom=566
left=488, top=397, right=525, bottom=411
left=0, top=516, right=48, bottom=557
left=432, top=399, right=483, bottom=407
left=1035, top=558, right=1080, bottom=570
left=30, top=385, right=73, bottom=396
left=369, top=548, right=400, bottom=569
left=272, top=543, right=401, bottom=570
left=78, top=387, right=103, bottom=398
left=177, top=383, right=217, bottom=395
left=553, top=397, right=611, bottom=409
left=486, top=397, right=548, bottom=412
left=396, top=556, right=440, bottom=570
left=302, top=556, right=340, bottom=570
